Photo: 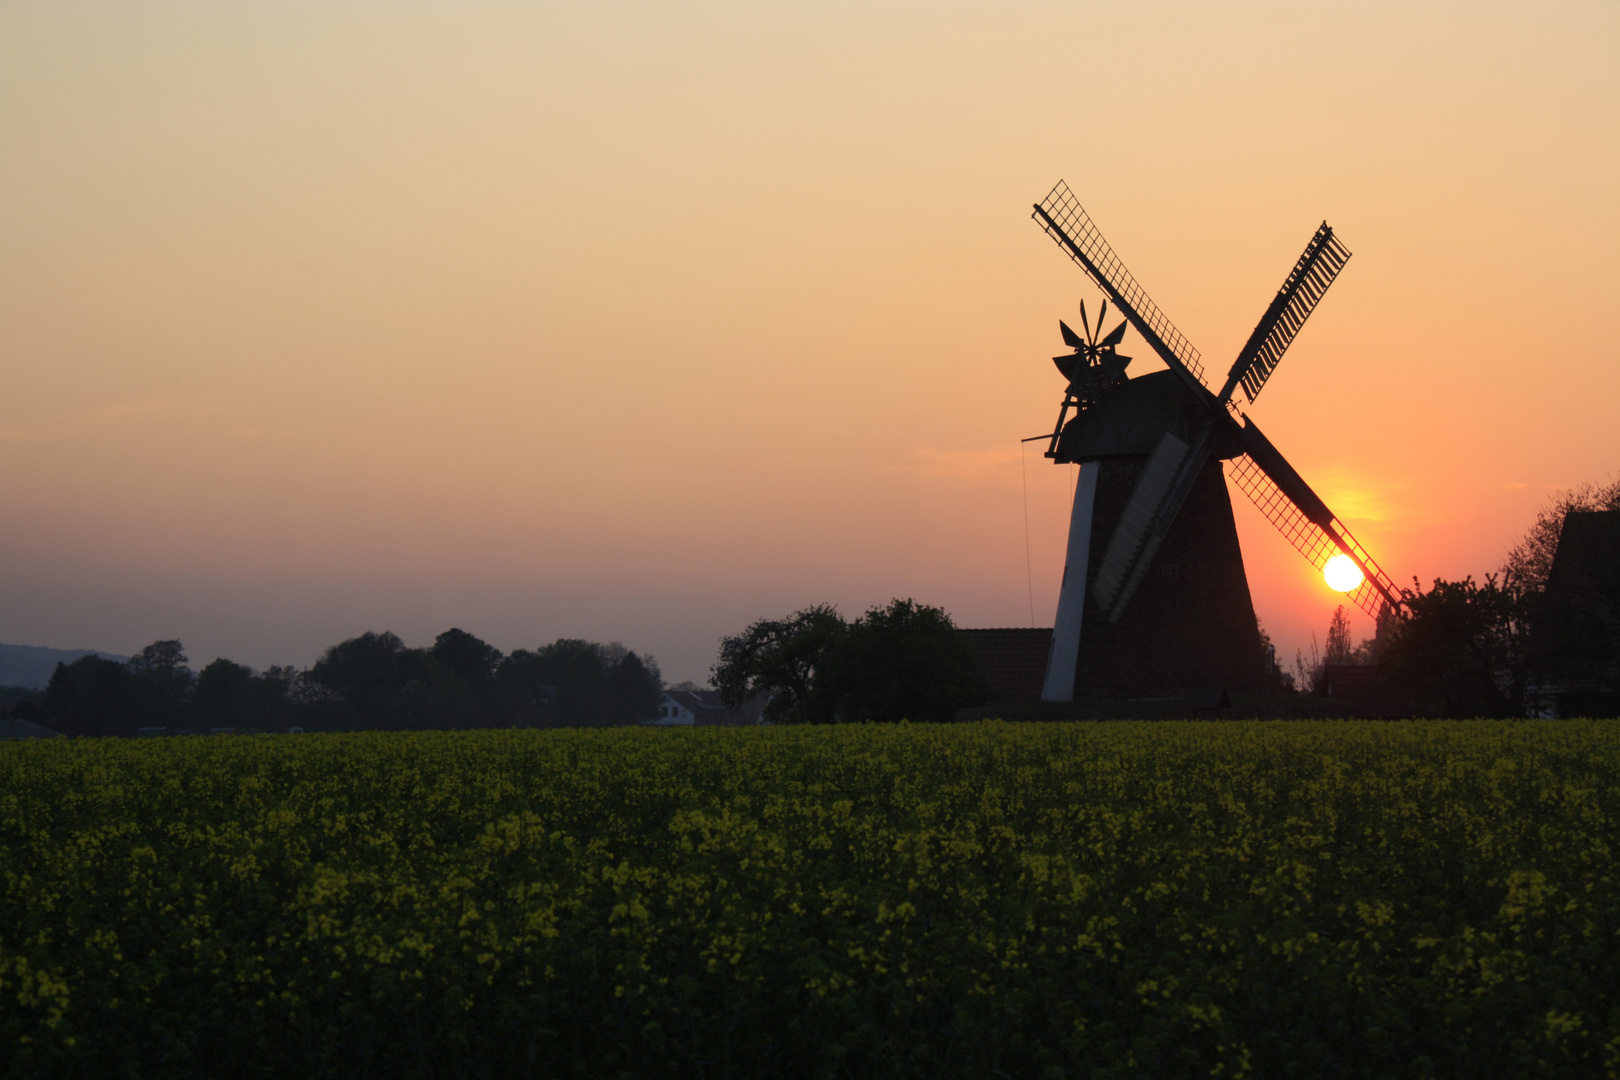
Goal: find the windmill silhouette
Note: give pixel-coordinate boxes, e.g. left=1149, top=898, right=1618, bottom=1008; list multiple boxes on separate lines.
left=1030, top=181, right=1401, bottom=701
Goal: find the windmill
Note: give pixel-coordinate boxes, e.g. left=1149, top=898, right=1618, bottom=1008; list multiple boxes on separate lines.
left=1030, top=181, right=1401, bottom=702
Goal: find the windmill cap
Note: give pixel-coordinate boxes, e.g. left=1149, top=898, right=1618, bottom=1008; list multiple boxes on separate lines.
left=1052, top=371, right=1243, bottom=463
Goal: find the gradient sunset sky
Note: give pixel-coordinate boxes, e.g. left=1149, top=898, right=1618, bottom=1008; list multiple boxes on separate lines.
left=2, top=0, right=1616, bottom=683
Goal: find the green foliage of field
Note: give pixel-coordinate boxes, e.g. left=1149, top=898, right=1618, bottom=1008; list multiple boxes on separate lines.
left=3, top=722, right=1619, bottom=1079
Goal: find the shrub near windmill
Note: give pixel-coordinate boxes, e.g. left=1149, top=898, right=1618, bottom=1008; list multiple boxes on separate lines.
left=1029, top=182, right=1401, bottom=701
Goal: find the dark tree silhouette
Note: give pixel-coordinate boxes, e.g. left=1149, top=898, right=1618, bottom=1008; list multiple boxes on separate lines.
left=126, top=640, right=193, bottom=725
left=492, top=649, right=554, bottom=725
left=492, top=639, right=660, bottom=727
left=713, top=605, right=847, bottom=724
left=832, top=598, right=991, bottom=724
left=390, top=664, right=478, bottom=730
left=606, top=647, right=662, bottom=726
left=714, top=600, right=991, bottom=724
left=539, top=639, right=613, bottom=726
left=40, top=656, right=138, bottom=736
left=311, top=631, right=419, bottom=727
left=1324, top=606, right=1353, bottom=667
left=194, top=658, right=255, bottom=728
left=1381, top=577, right=1527, bottom=717
left=431, top=629, right=503, bottom=692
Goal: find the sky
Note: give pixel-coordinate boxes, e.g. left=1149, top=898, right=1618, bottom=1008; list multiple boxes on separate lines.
left=2, top=0, right=1616, bottom=684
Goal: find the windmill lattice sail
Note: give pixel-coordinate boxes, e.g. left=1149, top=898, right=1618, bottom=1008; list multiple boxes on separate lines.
left=1227, top=452, right=1400, bottom=623
left=1033, top=182, right=1208, bottom=389
left=1221, top=224, right=1352, bottom=406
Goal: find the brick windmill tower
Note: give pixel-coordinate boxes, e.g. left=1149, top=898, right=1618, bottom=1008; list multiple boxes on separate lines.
left=1030, top=182, right=1401, bottom=701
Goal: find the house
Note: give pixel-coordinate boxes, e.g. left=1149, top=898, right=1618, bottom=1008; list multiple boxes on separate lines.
left=648, top=689, right=767, bottom=726
left=1321, top=664, right=1392, bottom=716
left=1530, top=511, right=1620, bottom=717
left=0, top=718, right=60, bottom=740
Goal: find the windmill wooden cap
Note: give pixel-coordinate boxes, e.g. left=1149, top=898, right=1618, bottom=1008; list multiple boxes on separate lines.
left=1052, top=371, right=1243, bottom=463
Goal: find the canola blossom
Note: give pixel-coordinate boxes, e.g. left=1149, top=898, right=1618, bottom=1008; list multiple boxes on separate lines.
left=2, top=721, right=1618, bottom=1078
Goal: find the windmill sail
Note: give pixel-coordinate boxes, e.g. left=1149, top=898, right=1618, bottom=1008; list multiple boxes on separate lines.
left=1219, top=224, right=1352, bottom=406
left=1032, top=182, right=1210, bottom=397
left=1232, top=420, right=1401, bottom=621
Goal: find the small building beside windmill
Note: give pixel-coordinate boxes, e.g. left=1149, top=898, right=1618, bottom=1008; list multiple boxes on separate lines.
left=0, top=717, right=60, bottom=740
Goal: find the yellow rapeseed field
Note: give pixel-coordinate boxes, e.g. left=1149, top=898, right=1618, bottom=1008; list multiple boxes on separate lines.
left=2, top=721, right=1617, bottom=1078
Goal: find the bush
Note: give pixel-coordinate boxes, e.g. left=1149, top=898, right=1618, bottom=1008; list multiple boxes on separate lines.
left=833, top=598, right=991, bottom=723
left=715, top=598, right=990, bottom=723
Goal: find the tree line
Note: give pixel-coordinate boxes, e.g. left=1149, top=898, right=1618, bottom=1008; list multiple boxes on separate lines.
left=10, top=597, right=993, bottom=736
left=8, top=476, right=1613, bottom=733
left=18, top=629, right=662, bottom=736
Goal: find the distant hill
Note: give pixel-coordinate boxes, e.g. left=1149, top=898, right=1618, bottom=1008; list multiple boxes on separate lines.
left=0, top=643, right=128, bottom=690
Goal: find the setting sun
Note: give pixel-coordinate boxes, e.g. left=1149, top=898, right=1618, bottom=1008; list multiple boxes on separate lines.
left=1324, top=554, right=1365, bottom=593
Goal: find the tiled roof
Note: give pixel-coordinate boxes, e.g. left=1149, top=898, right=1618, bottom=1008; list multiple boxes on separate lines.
left=1321, top=664, right=1392, bottom=715
left=666, top=689, right=725, bottom=713
left=960, top=628, right=1052, bottom=704
left=1548, top=512, right=1620, bottom=598
left=661, top=689, right=768, bottom=725
left=0, top=718, right=59, bottom=740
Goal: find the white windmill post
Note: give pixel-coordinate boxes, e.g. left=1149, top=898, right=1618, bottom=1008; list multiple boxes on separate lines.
left=1041, top=461, right=1099, bottom=702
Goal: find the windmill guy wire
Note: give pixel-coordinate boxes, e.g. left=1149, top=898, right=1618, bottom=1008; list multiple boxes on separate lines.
left=1019, top=439, right=1036, bottom=628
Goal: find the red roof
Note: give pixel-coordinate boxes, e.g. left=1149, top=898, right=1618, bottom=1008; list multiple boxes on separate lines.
left=960, top=628, right=1052, bottom=704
